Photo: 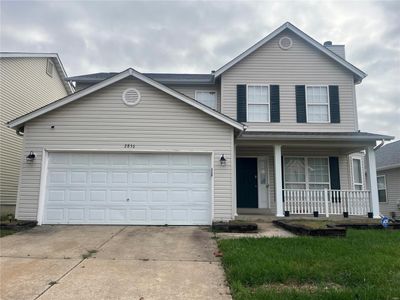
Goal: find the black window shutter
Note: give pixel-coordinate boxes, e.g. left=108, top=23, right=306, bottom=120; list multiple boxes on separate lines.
left=329, top=157, right=341, bottom=190
left=281, top=156, right=285, bottom=202
left=237, top=85, right=247, bottom=122
left=329, top=85, right=340, bottom=123
left=295, top=85, right=306, bottom=123
left=270, top=85, right=280, bottom=122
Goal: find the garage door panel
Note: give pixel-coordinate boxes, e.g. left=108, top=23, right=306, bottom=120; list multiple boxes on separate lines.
left=132, top=172, right=148, bottom=183
left=110, top=190, right=129, bottom=202
left=89, top=190, right=107, bottom=202
left=109, top=208, right=127, bottom=221
left=111, top=172, right=129, bottom=184
left=150, top=172, right=168, bottom=184
left=90, top=172, right=108, bottom=184
left=67, top=208, right=85, bottom=222
left=45, top=208, right=65, bottom=222
left=130, top=190, right=148, bottom=202
left=44, top=153, right=211, bottom=225
left=69, top=190, right=86, bottom=201
left=71, top=153, right=90, bottom=166
left=47, top=190, right=66, bottom=202
left=49, top=171, right=67, bottom=184
left=89, top=209, right=106, bottom=221
left=170, top=190, right=188, bottom=202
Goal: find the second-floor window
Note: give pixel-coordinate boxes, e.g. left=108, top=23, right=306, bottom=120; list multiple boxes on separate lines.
left=352, top=158, right=363, bottom=190
left=306, top=86, right=330, bottom=123
left=195, top=91, right=217, bottom=109
left=247, top=85, right=270, bottom=122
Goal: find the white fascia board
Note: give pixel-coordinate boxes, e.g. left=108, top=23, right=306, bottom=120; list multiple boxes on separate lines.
left=377, top=163, right=400, bottom=172
left=214, top=22, right=367, bottom=81
left=238, top=133, right=393, bottom=142
left=8, top=68, right=244, bottom=131
left=0, top=52, right=59, bottom=58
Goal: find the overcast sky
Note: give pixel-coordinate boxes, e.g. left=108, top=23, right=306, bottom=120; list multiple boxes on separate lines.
left=1, top=0, right=399, bottom=139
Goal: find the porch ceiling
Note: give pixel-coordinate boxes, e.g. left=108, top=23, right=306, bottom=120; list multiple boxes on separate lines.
left=236, top=131, right=394, bottom=154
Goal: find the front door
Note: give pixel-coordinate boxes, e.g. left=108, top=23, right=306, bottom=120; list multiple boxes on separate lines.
left=236, top=158, right=258, bottom=208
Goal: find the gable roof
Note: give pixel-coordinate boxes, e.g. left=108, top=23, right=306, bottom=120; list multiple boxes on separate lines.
left=0, top=52, right=74, bottom=94
left=67, top=73, right=215, bottom=85
left=375, top=140, right=400, bottom=171
left=213, top=22, right=367, bottom=83
left=7, top=68, right=244, bottom=131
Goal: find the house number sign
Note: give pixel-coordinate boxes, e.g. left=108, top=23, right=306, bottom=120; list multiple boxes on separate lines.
left=124, top=144, right=136, bottom=149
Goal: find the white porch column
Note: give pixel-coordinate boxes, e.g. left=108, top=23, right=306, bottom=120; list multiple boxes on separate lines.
left=366, top=146, right=380, bottom=218
left=274, top=145, right=284, bottom=217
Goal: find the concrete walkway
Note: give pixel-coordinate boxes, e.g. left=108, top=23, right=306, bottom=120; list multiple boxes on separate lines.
left=0, top=226, right=231, bottom=300
left=215, top=222, right=295, bottom=239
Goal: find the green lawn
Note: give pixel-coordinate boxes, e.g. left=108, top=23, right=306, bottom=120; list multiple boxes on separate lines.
left=0, top=228, right=18, bottom=237
left=218, top=230, right=400, bottom=300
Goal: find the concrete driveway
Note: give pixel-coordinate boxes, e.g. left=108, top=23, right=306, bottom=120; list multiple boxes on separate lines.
left=0, top=226, right=231, bottom=300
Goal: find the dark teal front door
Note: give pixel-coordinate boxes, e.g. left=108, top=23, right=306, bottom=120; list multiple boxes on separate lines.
left=236, top=158, right=258, bottom=208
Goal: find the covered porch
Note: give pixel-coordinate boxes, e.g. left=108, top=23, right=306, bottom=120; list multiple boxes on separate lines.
left=234, top=131, right=393, bottom=219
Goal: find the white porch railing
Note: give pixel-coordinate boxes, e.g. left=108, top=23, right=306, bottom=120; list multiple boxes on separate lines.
left=283, top=189, right=371, bottom=217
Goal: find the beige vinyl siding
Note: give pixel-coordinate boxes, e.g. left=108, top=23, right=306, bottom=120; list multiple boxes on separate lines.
left=16, top=77, right=234, bottom=221
left=221, top=29, right=357, bottom=132
left=0, top=57, right=68, bottom=207
left=236, top=145, right=351, bottom=211
left=378, top=168, right=400, bottom=216
left=167, top=84, right=221, bottom=111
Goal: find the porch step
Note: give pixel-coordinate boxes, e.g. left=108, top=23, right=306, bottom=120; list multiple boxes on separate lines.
left=236, top=208, right=276, bottom=222
left=237, top=208, right=274, bottom=215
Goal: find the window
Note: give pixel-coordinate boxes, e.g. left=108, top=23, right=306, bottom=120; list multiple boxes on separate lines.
left=377, top=175, right=387, bottom=202
left=306, top=86, right=329, bottom=122
left=46, top=58, right=54, bottom=77
left=284, top=157, right=330, bottom=190
left=352, top=158, right=363, bottom=190
left=247, top=85, right=269, bottom=122
left=195, top=91, right=217, bottom=109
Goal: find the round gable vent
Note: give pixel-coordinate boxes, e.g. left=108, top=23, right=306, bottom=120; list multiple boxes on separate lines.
left=279, top=36, right=293, bottom=50
left=122, top=88, right=141, bottom=106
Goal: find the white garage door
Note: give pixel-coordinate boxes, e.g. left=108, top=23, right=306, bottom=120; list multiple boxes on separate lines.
left=43, top=152, right=212, bottom=225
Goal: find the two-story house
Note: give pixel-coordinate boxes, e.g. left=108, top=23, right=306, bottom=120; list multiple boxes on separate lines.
left=7, top=23, right=393, bottom=225
left=0, top=53, right=73, bottom=215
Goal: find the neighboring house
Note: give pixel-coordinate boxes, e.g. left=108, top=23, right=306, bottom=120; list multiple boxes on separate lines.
left=0, top=53, right=73, bottom=215
left=7, top=23, right=394, bottom=225
left=375, top=141, right=400, bottom=218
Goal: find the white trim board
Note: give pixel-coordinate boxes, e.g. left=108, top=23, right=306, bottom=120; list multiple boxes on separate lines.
left=213, top=22, right=367, bottom=83
left=7, top=68, right=244, bottom=131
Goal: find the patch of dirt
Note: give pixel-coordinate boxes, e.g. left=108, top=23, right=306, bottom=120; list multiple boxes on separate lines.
left=259, top=282, right=344, bottom=293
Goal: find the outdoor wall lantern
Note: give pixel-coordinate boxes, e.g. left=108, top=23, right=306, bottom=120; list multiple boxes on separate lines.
left=219, top=154, right=226, bottom=166
left=26, top=151, right=36, bottom=162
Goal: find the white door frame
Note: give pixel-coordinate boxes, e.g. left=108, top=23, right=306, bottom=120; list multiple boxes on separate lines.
left=37, top=149, right=214, bottom=225
left=236, top=156, right=270, bottom=209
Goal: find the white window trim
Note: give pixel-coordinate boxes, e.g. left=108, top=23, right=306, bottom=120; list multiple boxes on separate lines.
left=46, top=58, right=54, bottom=77
left=283, top=156, right=331, bottom=189
left=246, top=84, right=271, bottom=123
left=352, top=158, right=363, bottom=190
left=377, top=175, right=387, bottom=203
left=305, top=85, right=330, bottom=123
left=194, top=90, right=218, bottom=109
